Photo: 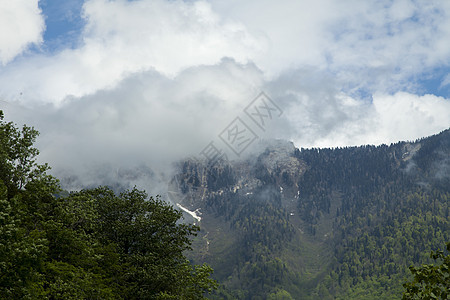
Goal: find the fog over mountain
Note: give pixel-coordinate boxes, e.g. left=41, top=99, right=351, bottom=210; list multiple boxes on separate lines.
left=1, top=0, right=450, bottom=192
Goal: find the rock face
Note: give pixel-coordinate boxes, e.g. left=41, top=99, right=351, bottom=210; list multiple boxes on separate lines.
left=168, top=139, right=306, bottom=217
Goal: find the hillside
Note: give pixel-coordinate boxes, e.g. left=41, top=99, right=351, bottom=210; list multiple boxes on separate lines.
left=170, top=129, right=450, bottom=299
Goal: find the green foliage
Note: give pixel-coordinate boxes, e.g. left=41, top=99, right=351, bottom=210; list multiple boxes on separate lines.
left=299, top=142, right=450, bottom=299
left=0, top=111, right=216, bottom=299
left=403, top=242, right=450, bottom=300
left=181, top=129, right=450, bottom=299
left=267, top=288, right=294, bottom=299
left=0, top=110, right=46, bottom=195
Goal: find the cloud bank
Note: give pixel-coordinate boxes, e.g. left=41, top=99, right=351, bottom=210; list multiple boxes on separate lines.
left=1, top=0, right=450, bottom=191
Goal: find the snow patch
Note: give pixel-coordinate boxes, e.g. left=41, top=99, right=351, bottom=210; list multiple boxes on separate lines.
left=176, top=203, right=202, bottom=222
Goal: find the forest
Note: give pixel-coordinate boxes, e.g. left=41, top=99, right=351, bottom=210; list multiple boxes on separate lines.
left=176, top=130, right=450, bottom=299
left=1, top=110, right=448, bottom=299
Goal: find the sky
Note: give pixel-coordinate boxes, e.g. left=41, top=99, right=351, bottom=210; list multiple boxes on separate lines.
left=1, top=0, right=450, bottom=191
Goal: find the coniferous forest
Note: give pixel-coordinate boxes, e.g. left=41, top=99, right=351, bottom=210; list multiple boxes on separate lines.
left=175, top=131, right=450, bottom=299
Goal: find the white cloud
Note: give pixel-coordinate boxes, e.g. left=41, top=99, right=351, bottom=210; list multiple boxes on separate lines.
left=0, top=0, right=44, bottom=64
left=285, top=91, right=450, bottom=149
left=1, top=0, right=450, bottom=191
left=211, top=0, right=450, bottom=92
left=2, top=59, right=265, bottom=191
left=80, top=0, right=264, bottom=78
left=370, top=92, right=450, bottom=143
left=0, top=0, right=264, bottom=105
left=2, top=0, right=450, bottom=104
left=4, top=60, right=450, bottom=192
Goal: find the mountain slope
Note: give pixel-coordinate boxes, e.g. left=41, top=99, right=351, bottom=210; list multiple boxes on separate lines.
left=170, top=129, right=450, bottom=299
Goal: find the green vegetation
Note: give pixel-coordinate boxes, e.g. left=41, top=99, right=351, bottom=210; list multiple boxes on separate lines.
left=178, top=130, right=450, bottom=299
left=403, top=242, right=449, bottom=300
left=0, top=110, right=217, bottom=299
left=2, top=108, right=448, bottom=299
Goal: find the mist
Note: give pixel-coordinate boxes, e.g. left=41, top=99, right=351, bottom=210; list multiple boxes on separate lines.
left=1, top=0, right=450, bottom=196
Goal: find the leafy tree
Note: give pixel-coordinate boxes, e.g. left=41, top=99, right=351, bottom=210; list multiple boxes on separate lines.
left=0, top=110, right=50, bottom=298
left=403, top=242, right=450, bottom=300
left=76, top=186, right=218, bottom=299
left=0, top=111, right=217, bottom=299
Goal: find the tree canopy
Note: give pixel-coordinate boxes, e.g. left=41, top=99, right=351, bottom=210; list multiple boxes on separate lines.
left=0, top=110, right=217, bottom=299
left=403, top=242, right=450, bottom=300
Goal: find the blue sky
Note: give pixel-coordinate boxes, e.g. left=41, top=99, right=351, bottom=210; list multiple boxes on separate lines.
left=38, top=0, right=85, bottom=51
left=1, top=0, right=450, bottom=188
left=415, top=68, right=450, bottom=98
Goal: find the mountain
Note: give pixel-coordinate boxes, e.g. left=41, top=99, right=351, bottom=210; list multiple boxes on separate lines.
left=169, top=129, right=450, bottom=299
